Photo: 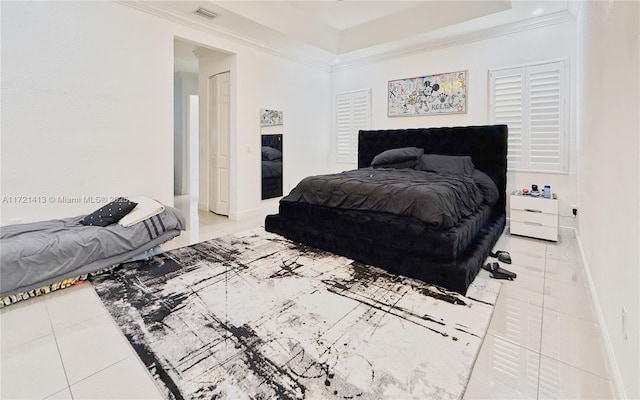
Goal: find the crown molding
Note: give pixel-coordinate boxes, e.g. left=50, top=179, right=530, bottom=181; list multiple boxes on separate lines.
left=331, top=9, right=577, bottom=73
left=114, top=1, right=332, bottom=73
left=116, top=1, right=577, bottom=75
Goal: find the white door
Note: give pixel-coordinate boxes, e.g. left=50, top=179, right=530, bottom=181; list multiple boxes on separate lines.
left=208, top=72, right=230, bottom=215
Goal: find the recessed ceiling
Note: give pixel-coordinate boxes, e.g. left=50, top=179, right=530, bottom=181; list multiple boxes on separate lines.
left=210, top=1, right=513, bottom=54
left=147, top=1, right=574, bottom=68
left=287, top=1, right=426, bottom=30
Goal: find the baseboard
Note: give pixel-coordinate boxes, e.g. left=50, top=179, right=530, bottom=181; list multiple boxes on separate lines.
left=574, top=228, right=626, bottom=399
left=228, top=201, right=279, bottom=221
left=198, top=201, right=279, bottom=220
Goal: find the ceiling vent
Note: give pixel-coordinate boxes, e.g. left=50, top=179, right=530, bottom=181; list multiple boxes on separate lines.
left=193, top=7, right=217, bottom=20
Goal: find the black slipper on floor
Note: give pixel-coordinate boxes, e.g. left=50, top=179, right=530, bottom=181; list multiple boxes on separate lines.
left=490, top=271, right=514, bottom=280
left=489, top=250, right=512, bottom=264
left=483, top=262, right=517, bottom=280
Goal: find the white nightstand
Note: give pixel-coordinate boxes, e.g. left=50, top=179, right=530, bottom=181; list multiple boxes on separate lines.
left=510, top=195, right=558, bottom=241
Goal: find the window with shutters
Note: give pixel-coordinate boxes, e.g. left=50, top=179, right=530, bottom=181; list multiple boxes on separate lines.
left=335, top=89, right=371, bottom=163
left=489, top=60, right=568, bottom=173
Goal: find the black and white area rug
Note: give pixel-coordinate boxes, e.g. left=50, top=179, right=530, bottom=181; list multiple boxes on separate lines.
left=91, top=228, right=500, bottom=400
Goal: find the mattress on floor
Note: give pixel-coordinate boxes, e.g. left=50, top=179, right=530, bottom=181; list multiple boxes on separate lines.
left=0, top=207, right=185, bottom=297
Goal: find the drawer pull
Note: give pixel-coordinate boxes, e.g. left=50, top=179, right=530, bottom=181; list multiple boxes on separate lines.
left=524, top=208, right=543, bottom=213
left=524, top=221, right=543, bottom=226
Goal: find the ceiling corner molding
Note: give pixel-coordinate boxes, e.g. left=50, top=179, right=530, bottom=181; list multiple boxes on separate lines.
left=566, top=1, right=583, bottom=18
left=332, top=10, right=577, bottom=73
left=114, top=1, right=332, bottom=73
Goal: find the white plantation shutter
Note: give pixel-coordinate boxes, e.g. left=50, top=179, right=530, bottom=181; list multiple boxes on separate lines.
left=528, top=63, right=565, bottom=171
left=336, top=89, right=371, bottom=163
left=491, top=70, right=524, bottom=169
left=490, top=60, right=568, bottom=173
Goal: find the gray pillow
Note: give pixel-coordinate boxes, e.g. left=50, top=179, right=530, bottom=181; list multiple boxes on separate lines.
left=371, top=147, right=424, bottom=166
left=418, top=154, right=474, bottom=175
left=472, top=169, right=499, bottom=205
left=262, top=146, right=282, bottom=161
left=372, top=159, right=418, bottom=169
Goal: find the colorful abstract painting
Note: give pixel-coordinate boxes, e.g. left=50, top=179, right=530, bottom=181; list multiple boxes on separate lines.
left=388, top=70, right=468, bottom=116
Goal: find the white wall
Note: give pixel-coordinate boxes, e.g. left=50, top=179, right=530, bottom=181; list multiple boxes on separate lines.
left=195, top=47, right=331, bottom=219
left=234, top=50, right=332, bottom=217
left=1, top=1, right=332, bottom=224
left=174, top=72, right=198, bottom=195
left=234, top=50, right=331, bottom=215
left=2, top=1, right=174, bottom=224
left=576, top=2, right=640, bottom=398
left=331, top=21, right=579, bottom=227
left=174, top=73, right=183, bottom=194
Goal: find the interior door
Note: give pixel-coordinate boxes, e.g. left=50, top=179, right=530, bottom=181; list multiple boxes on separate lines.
left=208, top=72, right=230, bottom=215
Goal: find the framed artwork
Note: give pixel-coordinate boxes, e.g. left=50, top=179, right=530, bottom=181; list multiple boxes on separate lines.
left=388, top=70, right=467, bottom=117
left=260, top=109, right=283, bottom=127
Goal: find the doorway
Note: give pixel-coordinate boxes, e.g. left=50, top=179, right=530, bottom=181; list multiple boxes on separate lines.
left=174, top=38, right=234, bottom=218
left=173, top=39, right=234, bottom=246
left=208, top=71, right=230, bottom=216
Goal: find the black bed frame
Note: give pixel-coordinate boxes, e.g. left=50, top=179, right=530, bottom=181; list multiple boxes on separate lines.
left=265, top=125, right=508, bottom=294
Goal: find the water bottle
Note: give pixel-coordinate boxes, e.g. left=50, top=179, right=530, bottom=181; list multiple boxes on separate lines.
left=544, top=185, right=551, bottom=199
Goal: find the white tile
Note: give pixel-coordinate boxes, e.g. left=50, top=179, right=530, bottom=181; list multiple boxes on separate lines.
left=495, top=234, right=547, bottom=258
left=544, top=257, right=588, bottom=288
left=494, top=276, right=545, bottom=307
left=545, top=236, right=580, bottom=262
left=540, top=309, right=609, bottom=379
left=543, top=277, right=596, bottom=321
left=489, top=294, right=543, bottom=353
left=464, top=335, right=539, bottom=400
left=70, top=355, right=164, bottom=400
left=216, top=217, right=266, bottom=235
left=55, top=313, right=134, bottom=384
left=558, top=227, right=576, bottom=240
left=538, top=355, right=615, bottom=399
left=502, top=264, right=545, bottom=294
left=44, top=388, right=73, bottom=400
left=0, top=334, right=68, bottom=400
left=197, top=210, right=229, bottom=225
left=0, top=296, right=53, bottom=350
left=44, top=281, right=109, bottom=332
left=506, top=250, right=546, bottom=277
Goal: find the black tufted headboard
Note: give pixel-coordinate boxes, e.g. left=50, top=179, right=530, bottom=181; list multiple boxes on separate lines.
left=358, top=125, right=508, bottom=214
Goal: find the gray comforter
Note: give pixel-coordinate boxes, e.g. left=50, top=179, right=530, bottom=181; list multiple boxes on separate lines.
left=282, top=168, right=483, bottom=229
left=262, top=160, right=282, bottom=178
left=0, top=206, right=186, bottom=296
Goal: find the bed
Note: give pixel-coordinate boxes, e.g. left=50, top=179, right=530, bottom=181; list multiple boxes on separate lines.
left=265, top=125, right=507, bottom=294
left=0, top=202, right=185, bottom=306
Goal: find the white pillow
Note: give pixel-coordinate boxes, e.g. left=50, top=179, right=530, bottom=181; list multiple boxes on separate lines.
left=118, top=196, right=165, bottom=227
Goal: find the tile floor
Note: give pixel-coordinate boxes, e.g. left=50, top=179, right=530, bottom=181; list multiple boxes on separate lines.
left=463, top=231, right=614, bottom=399
left=0, top=196, right=615, bottom=399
